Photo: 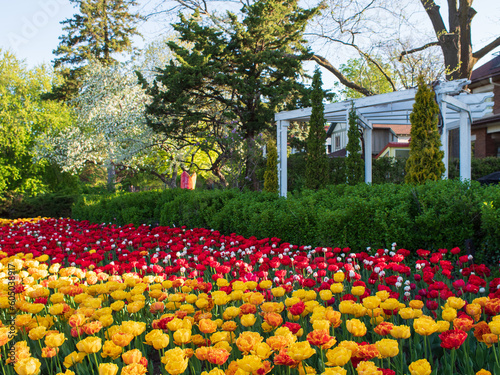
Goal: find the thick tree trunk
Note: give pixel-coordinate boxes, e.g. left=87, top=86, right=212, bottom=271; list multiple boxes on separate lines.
left=168, top=162, right=178, bottom=189
left=209, top=153, right=228, bottom=187
left=244, top=135, right=260, bottom=191
left=107, top=163, right=115, bottom=192
left=420, top=0, right=480, bottom=81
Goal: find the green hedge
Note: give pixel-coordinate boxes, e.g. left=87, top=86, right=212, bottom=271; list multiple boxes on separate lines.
left=72, top=180, right=500, bottom=262
left=0, top=193, right=77, bottom=219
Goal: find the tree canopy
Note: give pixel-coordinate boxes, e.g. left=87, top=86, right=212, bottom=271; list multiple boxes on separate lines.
left=48, top=0, right=142, bottom=101
left=0, top=51, right=75, bottom=196
left=144, top=0, right=319, bottom=189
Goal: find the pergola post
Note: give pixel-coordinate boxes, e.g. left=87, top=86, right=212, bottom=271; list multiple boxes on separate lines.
left=277, top=120, right=289, bottom=197
left=459, top=110, right=471, bottom=180
left=356, top=110, right=373, bottom=184
left=364, top=126, right=372, bottom=184
left=439, top=101, right=449, bottom=179
left=345, top=104, right=351, bottom=157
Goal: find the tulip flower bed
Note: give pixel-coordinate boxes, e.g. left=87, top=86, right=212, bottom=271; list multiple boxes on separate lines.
left=1, top=218, right=500, bottom=375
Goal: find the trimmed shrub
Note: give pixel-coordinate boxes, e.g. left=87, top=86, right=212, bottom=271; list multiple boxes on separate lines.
left=72, top=181, right=500, bottom=262
left=0, top=193, right=77, bottom=219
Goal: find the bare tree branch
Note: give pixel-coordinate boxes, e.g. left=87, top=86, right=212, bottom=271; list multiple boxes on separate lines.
left=307, top=33, right=397, bottom=91
left=398, top=41, right=440, bottom=61
left=473, top=36, right=500, bottom=60
left=309, top=54, right=375, bottom=96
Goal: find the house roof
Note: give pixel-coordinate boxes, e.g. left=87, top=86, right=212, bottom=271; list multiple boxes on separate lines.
left=376, top=141, right=410, bottom=158
left=373, top=124, right=412, bottom=135
left=327, top=148, right=347, bottom=158
left=472, top=113, right=500, bottom=127
left=470, top=54, right=500, bottom=84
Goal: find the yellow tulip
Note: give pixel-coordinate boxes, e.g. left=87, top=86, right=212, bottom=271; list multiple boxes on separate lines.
left=14, top=358, right=41, bottom=375
left=409, top=359, right=432, bottom=375
left=98, top=363, right=119, bottom=375
left=325, top=347, right=352, bottom=367
left=375, top=338, right=399, bottom=358
left=76, top=336, right=102, bottom=353
left=287, top=341, right=316, bottom=361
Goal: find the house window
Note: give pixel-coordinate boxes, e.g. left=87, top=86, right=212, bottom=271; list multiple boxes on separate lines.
left=335, top=135, right=341, bottom=150
left=395, top=149, right=410, bottom=158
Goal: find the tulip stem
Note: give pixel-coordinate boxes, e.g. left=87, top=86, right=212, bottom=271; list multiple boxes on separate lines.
left=493, top=339, right=500, bottom=368
left=450, top=348, right=455, bottom=375
left=399, top=339, right=404, bottom=375
left=463, top=342, right=472, bottom=375
left=349, top=360, right=356, bottom=375
left=38, top=340, right=52, bottom=375
left=423, top=336, right=428, bottom=366
left=55, top=350, right=64, bottom=373
left=93, top=352, right=100, bottom=372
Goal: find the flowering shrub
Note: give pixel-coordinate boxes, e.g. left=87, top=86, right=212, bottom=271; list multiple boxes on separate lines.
left=0, top=218, right=499, bottom=375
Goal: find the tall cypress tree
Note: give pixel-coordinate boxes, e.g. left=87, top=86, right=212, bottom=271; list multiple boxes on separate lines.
left=47, top=0, right=142, bottom=101
left=263, top=139, right=278, bottom=193
left=345, top=106, right=363, bottom=185
left=306, top=67, right=329, bottom=190
left=405, top=77, right=445, bottom=183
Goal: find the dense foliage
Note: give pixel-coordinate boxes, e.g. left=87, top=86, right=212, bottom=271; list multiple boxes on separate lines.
left=0, top=51, right=77, bottom=197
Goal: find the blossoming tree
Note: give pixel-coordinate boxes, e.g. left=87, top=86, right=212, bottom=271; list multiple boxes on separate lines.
left=35, top=60, right=203, bottom=189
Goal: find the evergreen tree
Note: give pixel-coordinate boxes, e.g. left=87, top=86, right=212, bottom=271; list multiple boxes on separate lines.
left=405, top=77, right=445, bottom=184
left=144, top=0, right=319, bottom=190
left=47, top=0, right=142, bottom=101
left=305, top=67, right=329, bottom=190
left=345, top=106, right=364, bottom=185
left=263, top=139, right=278, bottom=193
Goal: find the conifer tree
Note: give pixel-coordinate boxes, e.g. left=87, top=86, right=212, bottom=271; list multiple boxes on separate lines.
left=345, top=106, right=363, bottom=185
left=306, top=67, right=329, bottom=190
left=145, top=0, right=318, bottom=190
left=263, top=139, right=278, bottom=193
left=47, top=0, right=142, bottom=101
left=405, top=77, right=445, bottom=183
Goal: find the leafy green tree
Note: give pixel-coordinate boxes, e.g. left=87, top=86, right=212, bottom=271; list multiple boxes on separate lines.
left=0, top=50, right=75, bottom=197
left=306, top=68, right=329, bottom=190
left=144, top=0, right=318, bottom=190
left=263, top=139, right=278, bottom=193
left=47, top=0, right=142, bottom=101
left=405, top=77, right=445, bottom=183
left=345, top=106, right=364, bottom=185
left=335, top=58, right=396, bottom=99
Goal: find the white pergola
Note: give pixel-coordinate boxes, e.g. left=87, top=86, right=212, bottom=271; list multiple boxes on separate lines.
left=275, top=79, right=493, bottom=197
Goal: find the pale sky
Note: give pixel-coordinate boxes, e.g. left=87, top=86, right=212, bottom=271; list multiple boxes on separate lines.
left=0, top=0, right=499, bottom=91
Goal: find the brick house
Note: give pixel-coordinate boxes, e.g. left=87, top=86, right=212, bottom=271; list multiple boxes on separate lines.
left=470, top=54, right=500, bottom=158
